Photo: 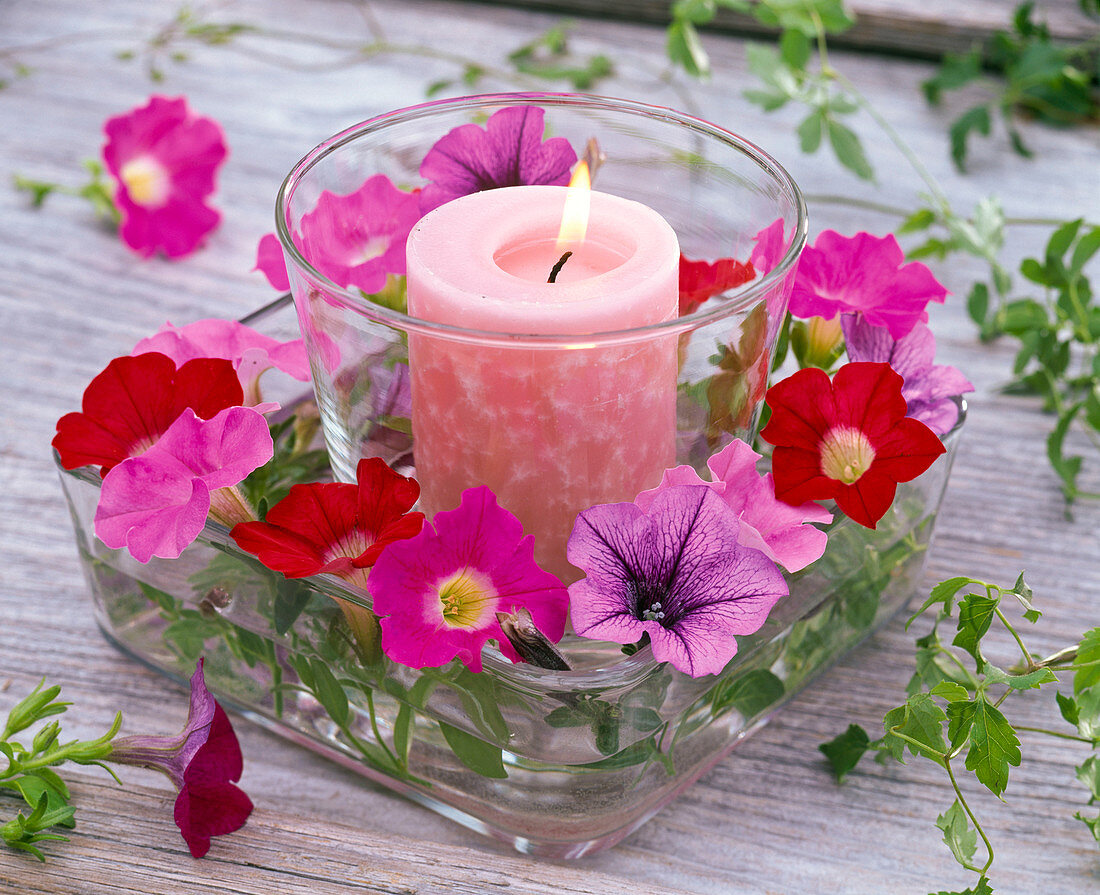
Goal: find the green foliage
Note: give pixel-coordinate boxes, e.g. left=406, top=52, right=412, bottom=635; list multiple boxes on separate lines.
left=822, top=573, right=1100, bottom=888
left=505, top=24, right=613, bottom=90
left=0, top=682, right=123, bottom=861
left=922, top=2, right=1100, bottom=170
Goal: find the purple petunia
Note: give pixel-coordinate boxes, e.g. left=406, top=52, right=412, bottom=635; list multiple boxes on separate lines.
left=567, top=485, right=789, bottom=678
left=108, top=659, right=252, bottom=857
left=418, top=105, right=577, bottom=213
left=842, top=313, right=973, bottom=435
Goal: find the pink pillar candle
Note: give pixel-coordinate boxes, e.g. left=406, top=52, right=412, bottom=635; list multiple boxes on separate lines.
left=406, top=185, right=679, bottom=580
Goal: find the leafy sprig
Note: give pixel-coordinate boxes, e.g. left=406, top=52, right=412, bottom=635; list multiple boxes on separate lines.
left=0, top=680, right=122, bottom=861
left=820, top=574, right=1100, bottom=893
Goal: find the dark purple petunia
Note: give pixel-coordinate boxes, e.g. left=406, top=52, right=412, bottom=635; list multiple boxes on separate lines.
left=567, top=485, right=788, bottom=678
left=842, top=313, right=973, bottom=435
left=418, top=105, right=577, bottom=213
left=109, top=659, right=253, bottom=857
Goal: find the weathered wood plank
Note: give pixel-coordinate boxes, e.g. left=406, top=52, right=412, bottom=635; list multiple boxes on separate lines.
left=454, top=0, right=1100, bottom=57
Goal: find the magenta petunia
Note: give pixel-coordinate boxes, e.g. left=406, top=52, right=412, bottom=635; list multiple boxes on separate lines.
left=368, top=486, right=568, bottom=673
left=95, top=406, right=273, bottom=562
left=751, top=218, right=788, bottom=276
left=109, top=659, right=253, bottom=858
left=254, top=232, right=291, bottom=291
left=790, top=230, right=948, bottom=340
left=418, top=105, right=577, bottom=213
left=568, top=485, right=789, bottom=678
left=636, top=439, right=831, bottom=573
left=294, top=174, right=420, bottom=295
left=102, top=95, right=228, bottom=259
left=842, top=314, right=973, bottom=435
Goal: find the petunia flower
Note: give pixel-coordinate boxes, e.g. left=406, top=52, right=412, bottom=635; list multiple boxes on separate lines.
left=132, top=318, right=311, bottom=405
left=418, top=105, right=577, bottom=213
left=841, top=314, right=973, bottom=435
left=108, top=659, right=253, bottom=858
left=102, top=95, right=228, bottom=259
left=789, top=230, right=948, bottom=340
left=750, top=218, right=788, bottom=276
left=636, top=439, right=831, bottom=573
left=53, top=352, right=244, bottom=476
left=231, top=457, right=424, bottom=589
left=95, top=405, right=273, bottom=562
left=568, top=485, right=789, bottom=678
left=254, top=232, right=290, bottom=291
left=294, top=174, right=421, bottom=295
left=760, top=362, right=947, bottom=528
left=678, top=254, right=756, bottom=316
left=368, top=486, right=568, bottom=673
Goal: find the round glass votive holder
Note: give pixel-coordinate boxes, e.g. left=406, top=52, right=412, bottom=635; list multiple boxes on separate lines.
left=276, top=93, right=807, bottom=579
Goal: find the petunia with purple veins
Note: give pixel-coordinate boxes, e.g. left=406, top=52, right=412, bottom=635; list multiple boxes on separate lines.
left=842, top=313, right=973, bottom=435
left=567, top=485, right=789, bottom=678
left=418, top=105, right=578, bottom=213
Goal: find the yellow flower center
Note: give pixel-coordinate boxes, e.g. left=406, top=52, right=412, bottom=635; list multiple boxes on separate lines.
left=819, top=426, right=876, bottom=484
left=119, top=155, right=169, bottom=207
left=436, top=568, right=496, bottom=630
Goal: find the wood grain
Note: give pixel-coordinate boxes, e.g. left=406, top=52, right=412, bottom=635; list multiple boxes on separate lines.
left=1, top=0, right=1099, bottom=892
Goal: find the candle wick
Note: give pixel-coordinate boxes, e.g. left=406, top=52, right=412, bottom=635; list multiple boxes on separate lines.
left=547, top=251, right=573, bottom=284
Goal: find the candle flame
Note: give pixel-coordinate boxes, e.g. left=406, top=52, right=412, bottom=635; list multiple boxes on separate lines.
left=556, top=160, right=591, bottom=249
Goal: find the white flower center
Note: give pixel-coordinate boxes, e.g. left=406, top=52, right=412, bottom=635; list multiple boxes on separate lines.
left=819, top=426, right=876, bottom=484
left=119, top=155, right=170, bottom=207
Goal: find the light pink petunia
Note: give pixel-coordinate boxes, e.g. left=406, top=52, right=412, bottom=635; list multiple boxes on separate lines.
left=102, top=95, right=228, bottom=259
left=368, top=487, right=568, bottom=672
left=132, top=318, right=310, bottom=404
left=95, top=406, right=273, bottom=562
left=790, top=230, right=948, bottom=340
left=636, top=439, right=831, bottom=573
left=751, top=218, right=788, bottom=277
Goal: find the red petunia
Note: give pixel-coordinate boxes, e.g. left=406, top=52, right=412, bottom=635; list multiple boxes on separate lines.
left=230, top=457, right=424, bottom=589
left=759, top=362, right=946, bottom=528
left=52, top=352, right=244, bottom=475
left=678, top=254, right=756, bottom=316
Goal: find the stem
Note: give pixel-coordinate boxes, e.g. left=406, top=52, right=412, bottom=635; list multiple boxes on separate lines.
left=364, top=689, right=402, bottom=770
left=1014, top=725, right=1092, bottom=743
left=945, top=758, right=995, bottom=875
left=994, top=606, right=1034, bottom=670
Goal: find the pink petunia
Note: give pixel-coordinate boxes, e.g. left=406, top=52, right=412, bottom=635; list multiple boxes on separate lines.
left=109, top=659, right=253, bottom=857
left=95, top=406, right=273, bottom=562
left=636, top=439, right=831, bottom=573
left=132, top=318, right=310, bottom=404
left=294, top=174, right=421, bottom=295
left=790, top=230, right=948, bottom=340
left=254, top=233, right=290, bottom=291
left=368, top=487, right=568, bottom=673
left=751, top=218, right=788, bottom=277
left=102, top=95, right=228, bottom=259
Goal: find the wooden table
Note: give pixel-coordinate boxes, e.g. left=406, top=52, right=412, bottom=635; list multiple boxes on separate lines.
left=2, top=1, right=1098, bottom=892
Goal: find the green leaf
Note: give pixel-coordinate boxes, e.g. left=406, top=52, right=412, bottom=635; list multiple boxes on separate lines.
left=930, top=682, right=971, bottom=703
left=672, top=0, right=718, bottom=24
left=935, top=799, right=978, bottom=867
left=907, top=576, right=976, bottom=627
left=948, top=105, right=992, bottom=171
left=986, top=666, right=1058, bottom=690
left=952, top=593, right=999, bottom=669
left=273, top=578, right=313, bottom=635
left=883, top=693, right=948, bottom=763
left=308, top=658, right=349, bottom=727
left=1075, top=809, right=1100, bottom=843
left=946, top=699, right=976, bottom=750
left=1069, top=226, right=1100, bottom=274
left=967, top=281, right=991, bottom=330
left=712, top=668, right=785, bottom=718
left=964, top=697, right=1021, bottom=797
left=1076, top=754, right=1100, bottom=801
left=779, top=27, right=811, bottom=70
left=1074, top=628, right=1100, bottom=695
left=819, top=724, right=871, bottom=783
left=899, top=208, right=936, bottom=235
left=438, top=722, right=507, bottom=778
left=1075, top=687, right=1100, bottom=742
left=1047, top=402, right=1084, bottom=502
left=929, top=878, right=994, bottom=895
left=667, top=20, right=709, bottom=78
left=826, top=118, right=873, bottom=180
left=921, top=50, right=983, bottom=104
left=1057, top=690, right=1080, bottom=727
left=797, top=110, right=824, bottom=153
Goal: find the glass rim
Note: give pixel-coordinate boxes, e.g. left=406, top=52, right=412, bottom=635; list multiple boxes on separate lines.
left=275, top=91, right=809, bottom=347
